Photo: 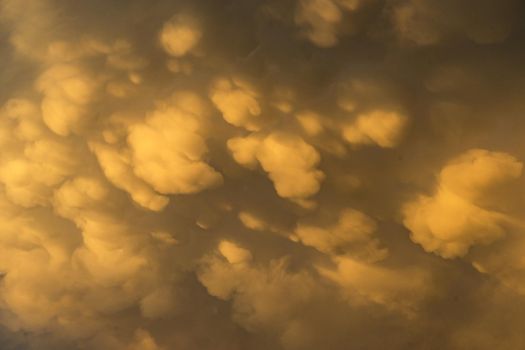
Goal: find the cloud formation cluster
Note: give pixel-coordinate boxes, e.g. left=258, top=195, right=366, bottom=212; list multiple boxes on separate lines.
left=1, top=0, right=525, bottom=349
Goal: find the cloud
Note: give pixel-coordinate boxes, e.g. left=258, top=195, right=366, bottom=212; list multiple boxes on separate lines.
left=318, top=256, right=431, bottom=315
left=1, top=0, right=525, bottom=349
left=228, top=133, right=324, bottom=205
left=342, top=109, right=408, bottom=148
left=36, top=64, right=100, bottom=136
left=293, top=207, right=387, bottom=260
left=127, top=329, right=163, bottom=350
left=198, top=242, right=319, bottom=348
left=391, top=0, right=522, bottom=45
left=218, top=241, right=253, bottom=264
left=127, top=92, right=223, bottom=196
left=89, top=142, right=170, bottom=211
left=403, top=149, right=523, bottom=258
left=209, top=77, right=263, bottom=131
left=160, top=14, right=202, bottom=57
left=238, top=211, right=270, bottom=231
left=294, top=0, right=369, bottom=47
left=0, top=99, right=78, bottom=207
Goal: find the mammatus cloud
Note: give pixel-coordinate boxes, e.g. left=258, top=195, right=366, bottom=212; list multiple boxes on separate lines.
left=317, top=256, right=430, bottom=315
left=403, top=149, right=523, bottom=258
left=198, top=242, right=318, bottom=349
left=160, top=14, right=202, bottom=58
left=127, top=92, right=223, bottom=195
left=210, top=77, right=263, bottom=131
left=1, top=0, right=525, bottom=349
left=341, top=109, right=408, bottom=148
left=0, top=99, right=78, bottom=207
left=228, top=133, right=324, bottom=206
left=294, top=0, right=370, bottom=47
left=391, top=0, right=521, bottom=45
left=293, top=207, right=387, bottom=260
left=37, top=64, right=99, bottom=136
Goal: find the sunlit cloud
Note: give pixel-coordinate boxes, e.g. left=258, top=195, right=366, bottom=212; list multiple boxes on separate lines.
left=1, top=0, right=525, bottom=349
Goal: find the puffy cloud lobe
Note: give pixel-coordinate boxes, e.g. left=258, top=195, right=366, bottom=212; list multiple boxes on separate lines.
left=295, top=0, right=343, bottom=47
left=0, top=99, right=78, bottom=207
left=238, top=211, right=270, bottom=231
left=403, top=149, right=523, bottom=258
left=198, top=242, right=318, bottom=348
left=226, top=135, right=261, bottom=169
left=54, top=181, right=145, bottom=286
left=1, top=99, right=45, bottom=142
left=160, top=14, right=202, bottom=57
left=218, top=241, right=253, bottom=264
left=342, top=109, right=408, bottom=148
left=0, top=194, right=80, bottom=331
left=209, top=77, right=262, bottom=131
left=89, top=143, right=169, bottom=211
left=403, top=190, right=506, bottom=258
left=469, top=229, right=525, bottom=297
left=295, top=0, right=367, bottom=47
left=295, top=111, right=325, bottom=137
left=292, top=81, right=409, bottom=152
left=127, top=92, right=223, bottom=195
left=256, top=135, right=324, bottom=201
left=293, top=110, right=347, bottom=156
left=439, top=150, right=523, bottom=202
left=294, top=208, right=387, bottom=261
left=237, top=210, right=291, bottom=239
left=228, top=133, right=324, bottom=204
left=52, top=176, right=180, bottom=322
left=36, top=64, right=98, bottom=136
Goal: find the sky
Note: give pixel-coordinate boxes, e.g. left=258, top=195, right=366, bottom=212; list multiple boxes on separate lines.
left=1, top=0, right=525, bottom=349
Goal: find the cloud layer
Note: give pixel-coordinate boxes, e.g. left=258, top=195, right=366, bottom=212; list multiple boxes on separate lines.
left=1, top=0, right=525, bottom=349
